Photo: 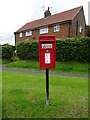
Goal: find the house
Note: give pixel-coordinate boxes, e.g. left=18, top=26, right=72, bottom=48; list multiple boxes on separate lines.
left=14, top=6, right=86, bottom=45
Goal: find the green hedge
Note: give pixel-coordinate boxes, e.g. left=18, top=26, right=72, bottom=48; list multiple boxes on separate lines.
left=17, top=38, right=90, bottom=62
left=56, top=38, right=89, bottom=62
left=17, top=41, right=39, bottom=60
left=2, top=44, right=14, bottom=59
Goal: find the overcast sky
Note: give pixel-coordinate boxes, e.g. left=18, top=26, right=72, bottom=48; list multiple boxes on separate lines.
left=0, top=0, right=89, bottom=45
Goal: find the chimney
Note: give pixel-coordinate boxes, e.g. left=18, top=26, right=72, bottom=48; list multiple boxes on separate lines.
left=44, top=7, right=51, bottom=18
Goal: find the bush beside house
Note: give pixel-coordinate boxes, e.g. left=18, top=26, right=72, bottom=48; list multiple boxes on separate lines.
left=17, top=41, right=39, bottom=60
left=56, top=38, right=89, bottom=62
left=17, top=38, right=90, bottom=63
left=86, top=25, right=90, bottom=37
left=2, top=44, right=14, bottom=60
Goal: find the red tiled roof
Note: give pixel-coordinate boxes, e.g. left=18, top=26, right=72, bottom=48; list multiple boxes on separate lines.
left=16, top=6, right=82, bottom=33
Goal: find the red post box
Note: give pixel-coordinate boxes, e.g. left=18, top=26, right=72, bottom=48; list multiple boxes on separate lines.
left=39, top=36, right=56, bottom=69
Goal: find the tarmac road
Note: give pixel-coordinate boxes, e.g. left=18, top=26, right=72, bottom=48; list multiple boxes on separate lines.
left=0, top=65, right=88, bottom=78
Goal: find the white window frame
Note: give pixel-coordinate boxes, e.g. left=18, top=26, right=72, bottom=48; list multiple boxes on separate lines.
left=19, top=32, right=22, bottom=37
left=54, top=24, right=60, bottom=32
left=26, top=31, right=32, bottom=36
left=40, top=27, right=48, bottom=34
left=79, top=24, right=83, bottom=33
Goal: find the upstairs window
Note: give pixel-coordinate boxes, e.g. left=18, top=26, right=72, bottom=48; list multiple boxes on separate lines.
left=54, top=24, right=60, bottom=32
left=80, top=24, right=83, bottom=33
left=40, top=27, right=48, bottom=34
left=26, top=31, right=32, bottom=36
left=19, top=32, right=22, bottom=37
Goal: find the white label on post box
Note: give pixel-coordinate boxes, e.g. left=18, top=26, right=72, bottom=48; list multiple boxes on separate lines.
left=45, top=53, right=50, bottom=64
left=42, top=44, right=52, bottom=48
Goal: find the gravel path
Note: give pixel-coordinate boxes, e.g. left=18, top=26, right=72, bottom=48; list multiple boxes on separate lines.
left=1, top=65, right=88, bottom=78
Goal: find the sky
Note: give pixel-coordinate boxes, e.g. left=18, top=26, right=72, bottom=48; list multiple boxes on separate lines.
left=0, top=0, right=89, bottom=45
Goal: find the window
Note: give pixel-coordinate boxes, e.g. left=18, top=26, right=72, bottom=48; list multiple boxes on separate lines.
left=80, top=24, right=83, bottom=33
left=19, top=32, right=22, bottom=37
left=40, top=27, right=48, bottom=34
left=54, top=24, right=60, bottom=32
left=26, top=31, right=32, bottom=36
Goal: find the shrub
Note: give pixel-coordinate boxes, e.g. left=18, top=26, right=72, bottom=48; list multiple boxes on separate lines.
left=87, top=25, right=90, bottom=37
left=56, top=37, right=89, bottom=62
left=2, top=44, right=13, bottom=59
left=12, top=46, right=16, bottom=51
left=17, top=38, right=90, bottom=62
left=17, top=40, right=39, bottom=60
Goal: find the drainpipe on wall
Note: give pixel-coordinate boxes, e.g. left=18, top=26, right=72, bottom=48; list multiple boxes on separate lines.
left=68, top=21, right=71, bottom=38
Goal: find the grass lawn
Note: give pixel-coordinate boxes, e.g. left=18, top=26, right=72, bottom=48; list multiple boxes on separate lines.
left=0, top=59, right=11, bottom=65
left=2, top=71, right=88, bottom=118
left=0, top=59, right=2, bottom=64
left=5, top=60, right=88, bottom=74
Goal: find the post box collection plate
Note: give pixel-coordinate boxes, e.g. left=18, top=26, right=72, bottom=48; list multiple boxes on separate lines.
left=39, top=36, right=56, bottom=69
left=42, top=44, right=52, bottom=49
left=45, top=53, right=50, bottom=64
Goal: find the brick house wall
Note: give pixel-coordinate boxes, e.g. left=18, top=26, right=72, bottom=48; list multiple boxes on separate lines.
left=71, top=7, right=86, bottom=37
left=15, top=23, right=71, bottom=45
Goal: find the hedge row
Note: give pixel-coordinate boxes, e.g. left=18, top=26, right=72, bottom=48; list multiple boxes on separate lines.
left=17, top=38, right=90, bottom=62
left=17, top=41, right=39, bottom=60
left=56, top=38, right=89, bottom=62
left=2, top=44, right=15, bottom=59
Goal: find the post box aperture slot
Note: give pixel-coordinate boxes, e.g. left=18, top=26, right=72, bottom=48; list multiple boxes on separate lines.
left=40, top=40, right=54, bottom=42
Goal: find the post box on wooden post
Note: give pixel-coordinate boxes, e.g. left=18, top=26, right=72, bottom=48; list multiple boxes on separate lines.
left=38, top=36, right=56, bottom=106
